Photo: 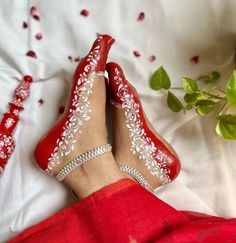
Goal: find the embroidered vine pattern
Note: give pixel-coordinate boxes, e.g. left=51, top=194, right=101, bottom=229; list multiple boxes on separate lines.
left=0, top=134, right=15, bottom=175
left=110, top=68, right=172, bottom=184
left=5, top=118, right=15, bottom=129
left=46, top=36, right=104, bottom=174
left=11, top=81, right=31, bottom=108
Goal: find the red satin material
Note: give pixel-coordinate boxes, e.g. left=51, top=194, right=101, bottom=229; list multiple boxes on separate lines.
left=9, top=179, right=236, bottom=243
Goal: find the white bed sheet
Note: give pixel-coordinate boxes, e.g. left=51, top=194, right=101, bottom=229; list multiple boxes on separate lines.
left=0, top=0, right=236, bottom=242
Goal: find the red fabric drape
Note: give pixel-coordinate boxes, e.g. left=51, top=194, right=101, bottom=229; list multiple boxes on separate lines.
left=9, top=179, right=236, bottom=243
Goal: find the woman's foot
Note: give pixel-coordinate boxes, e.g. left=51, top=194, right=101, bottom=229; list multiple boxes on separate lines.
left=34, top=35, right=124, bottom=199
left=106, top=62, right=181, bottom=190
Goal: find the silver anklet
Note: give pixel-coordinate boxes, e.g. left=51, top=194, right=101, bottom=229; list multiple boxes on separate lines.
left=119, top=164, right=154, bottom=193
left=56, top=144, right=112, bottom=182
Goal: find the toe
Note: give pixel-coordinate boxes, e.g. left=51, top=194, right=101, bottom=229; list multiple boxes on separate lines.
left=73, top=35, right=115, bottom=82
left=106, top=62, right=138, bottom=105
left=89, top=35, right=115, bottom=71
left=106, top=62, right=138, bottom=104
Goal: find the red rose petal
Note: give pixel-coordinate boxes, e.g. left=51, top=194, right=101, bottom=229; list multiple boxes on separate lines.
left=148, top=55, right=156, bottom=62
left=22, top=22, right=28, bottom=28
left=190, top=55, right=199, bottom=64
left=133, top=51, right=141, bottom=57
left=74, top=56, right=81, bottom=62
left=80, top=9, right=89, bottom=17
left=30, top=6, right=38, bottom=15
left=35, top=33, right=43, bottom=40
left=30, top=6, right=40, bottom=20
left=137, top=12, right=145, bottom=21
left=68, top=56, right=73, bottom=62
left=38, top=99, right=44, bottom=106
left=33, top=15, right=40, bottom=21
left=26, top=50, right=37, bottom=58
left=58, top=106, right=65, bottom=114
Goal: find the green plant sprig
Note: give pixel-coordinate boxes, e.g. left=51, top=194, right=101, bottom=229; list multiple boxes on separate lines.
left=150, top=66, right=236, bottom=140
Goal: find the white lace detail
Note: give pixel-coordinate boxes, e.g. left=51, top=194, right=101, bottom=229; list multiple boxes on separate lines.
left=110, top=68, right=173, bottom=184
left=46, top=36, right=104, bottom=174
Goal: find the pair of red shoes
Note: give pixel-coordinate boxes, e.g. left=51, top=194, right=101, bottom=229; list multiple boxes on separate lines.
left=34, top=34, right=180, bottom=190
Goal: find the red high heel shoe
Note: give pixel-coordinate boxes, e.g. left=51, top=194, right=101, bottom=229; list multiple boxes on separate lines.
left=106, top=62, right=181, bottom=188
left=34, top=35, right=115, bottom=175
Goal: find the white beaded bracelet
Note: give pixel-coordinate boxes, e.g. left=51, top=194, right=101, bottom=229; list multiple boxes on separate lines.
left=56, top=144, right=112, bottom=182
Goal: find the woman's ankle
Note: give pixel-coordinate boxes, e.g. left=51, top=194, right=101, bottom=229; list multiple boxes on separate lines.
left=62, top=153, right=124, bottom=199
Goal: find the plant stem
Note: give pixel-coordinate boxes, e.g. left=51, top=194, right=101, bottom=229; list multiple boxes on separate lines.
left=214, top=87, right=226, bottom=94
left=196, top=75, right=209, bottom=81
left=219, top=102, right=231, bottom=115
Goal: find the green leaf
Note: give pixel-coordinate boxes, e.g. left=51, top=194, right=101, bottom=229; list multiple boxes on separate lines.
left=195, top=100, right=216, bottom=106
left=226, top=70, right=236, bottom=107
left=150, top=66, right=171, bottom=90
left=182, top=77, right=198, bottom=94
left=195, top=100, right=216, bottom=115
left=184, top=93, right=200, bottom=103
left=217, top=115, right=236, bottom=124
left=196, top=106, right=216, bottom=115
left=216, top=115, right=236, bottom=139
left=184, top=103, right=194, bottom=110
left=209, top=71, right=220, bottom=81
left=167, top=91, right=183, bottom=112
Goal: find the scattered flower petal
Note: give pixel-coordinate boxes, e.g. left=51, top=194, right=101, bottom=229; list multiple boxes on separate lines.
left=74, top=56, right=81, bottom=62
left=26, top=50, right=37, bottom=58
left=80, top=9, right=89, bottom=17
left=30, top=6, right=40, bottom=20
left=23, top=75, right=33, bottom=83
left=38, top=99, right=44, bottom=106
left=137, top=12, right=145, bottom=21
left=33, top=15, right=40, bottom=21
left=68, top=56, right=73, bottom=62
left=133, top=51, right=141, bottom=57
left=58, top=106, right=65, bottom=114
left=22, top=22, right=28, bottom=28
left=190, top=55, right=199, bottom=64
left=148, top=55, right=156, bottom=62
left=30, top=6, right=38, bottom=15
left=35, top=33, right=43, bottom=40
